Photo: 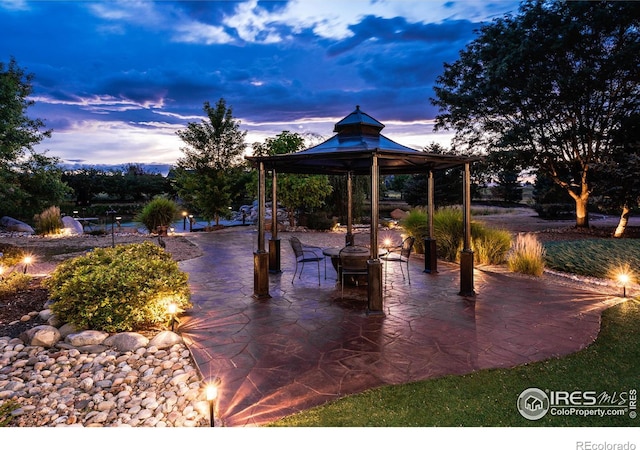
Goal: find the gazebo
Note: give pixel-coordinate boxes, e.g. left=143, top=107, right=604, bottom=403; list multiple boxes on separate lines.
left=246, top=106, right=479, bottom=313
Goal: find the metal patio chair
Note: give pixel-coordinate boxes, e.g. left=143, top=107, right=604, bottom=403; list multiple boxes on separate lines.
left=381, top=236, right=415, bottom=285
left=289, top=237, right=325, bottom=285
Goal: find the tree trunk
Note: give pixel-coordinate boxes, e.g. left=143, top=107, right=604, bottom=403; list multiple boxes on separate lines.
left=613, top=204, right=630, bottom=238
left=574, top=195, right=589, bottom=228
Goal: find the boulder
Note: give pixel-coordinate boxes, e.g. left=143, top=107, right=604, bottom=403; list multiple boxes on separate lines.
left=65, top=330, right=109, bottom=347
left=20, top=325, right=61, bottom=347
left=103, top=332, right=149, bottom=352
left=61, top=216, right=84, bottom=235
left=149, top=331, right=183, bottom=349
left=0, top=216, right=34, bottom=234
left=390, top=208, right=409, bottom=220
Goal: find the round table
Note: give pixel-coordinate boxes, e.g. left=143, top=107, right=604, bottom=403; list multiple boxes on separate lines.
left=322, top=246, right=387, bottom=283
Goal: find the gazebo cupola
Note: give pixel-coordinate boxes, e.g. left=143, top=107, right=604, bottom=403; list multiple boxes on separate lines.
left=334, top=105, right=385, bottom=139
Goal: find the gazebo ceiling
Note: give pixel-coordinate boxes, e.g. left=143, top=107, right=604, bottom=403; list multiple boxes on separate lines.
left=246, top=105, right=478, bottom=175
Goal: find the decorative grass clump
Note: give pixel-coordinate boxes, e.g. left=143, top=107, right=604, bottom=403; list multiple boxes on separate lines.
left=45, top=242, right=191, bottom=333
left=398, top=207, right=429, bottom=253
left=401, top=207, right=511, bottom=264
left=507, top=233, right=546, bottom=276
left=34, top=205, right=63, bottom=235
left=136, top=197, right=179, bottom=234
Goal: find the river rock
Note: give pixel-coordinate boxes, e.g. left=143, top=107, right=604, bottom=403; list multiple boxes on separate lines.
left=66, top=330, right=109, bottom=347
left=103, top=332, right=149, bottom=352
left=148, top=331, right=183, bottom=349
left=19, top=325, right=61, bottom=347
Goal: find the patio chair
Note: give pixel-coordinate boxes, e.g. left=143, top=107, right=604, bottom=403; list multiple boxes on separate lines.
left=381, top=236, right=415, bottom=285
left=339, top=246, right=369, bottom=298
left=289, top=237, right=325, bottom=285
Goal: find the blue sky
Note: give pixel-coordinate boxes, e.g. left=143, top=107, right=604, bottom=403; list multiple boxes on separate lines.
left=0, top=0, right=521, bottom=167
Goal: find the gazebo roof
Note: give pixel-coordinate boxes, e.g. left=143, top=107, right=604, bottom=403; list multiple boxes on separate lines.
left=246, top=106, right=477, bottom=175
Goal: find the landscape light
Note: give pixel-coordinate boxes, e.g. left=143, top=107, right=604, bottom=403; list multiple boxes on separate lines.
left=205, top=377, right=222, bottom=427
left=182, top=211, right=188, bottom=230
left=22, top=255, right=33, bottom=274
left=167, top=302, right=178, bottom=332
left=618, top=273, right=631, bottom=298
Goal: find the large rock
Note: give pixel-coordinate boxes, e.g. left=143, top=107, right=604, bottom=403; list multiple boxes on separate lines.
left=390, top=208, right=409, bottom=220
left=66, top=330, right=109, bottom=347
left=61, top=216, right=84, bottom=235
left=0, top=216, right=34, bottom=234
left=149, top=331, right=183, bottom=349
left=103, top=332, right=149, bottom=352
left=20, top=325, right=61, bottom=347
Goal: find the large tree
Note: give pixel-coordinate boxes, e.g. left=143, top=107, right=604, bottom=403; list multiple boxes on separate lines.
left=432, top=0, right=640, bottom=227
left=0, top=57, right=69, bottom=220
left=251, top=131, right=332, bottom=226
left=174, top=98, right=247, bottom=225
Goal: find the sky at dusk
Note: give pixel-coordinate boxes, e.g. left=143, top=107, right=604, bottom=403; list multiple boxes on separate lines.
left=1, top=0, right=521, bottom=169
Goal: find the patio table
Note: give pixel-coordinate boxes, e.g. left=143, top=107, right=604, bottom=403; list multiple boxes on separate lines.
left=323, top=246, right=387, bottom=284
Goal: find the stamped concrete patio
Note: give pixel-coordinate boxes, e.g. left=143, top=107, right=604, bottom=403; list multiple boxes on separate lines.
left=178, top=227, right=621, bottom=427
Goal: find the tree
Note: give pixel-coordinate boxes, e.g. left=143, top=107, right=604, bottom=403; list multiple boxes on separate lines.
left=592, top=113, right=640, bottom=237
left=432, top=0, right=640, bottom=227
left=0, top=57, right=69, bottom=220
left=251, top=131, right=332, bottom=226
left=175, top=99, right=247, bottom=225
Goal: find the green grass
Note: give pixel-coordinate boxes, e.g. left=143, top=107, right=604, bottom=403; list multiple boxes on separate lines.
left=271, top=298, right=640, bottom=427
left=544, top=239, right=640, bottom=279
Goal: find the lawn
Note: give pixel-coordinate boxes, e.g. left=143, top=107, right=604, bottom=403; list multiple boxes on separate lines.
left=270, top=238, right=640, bottom=427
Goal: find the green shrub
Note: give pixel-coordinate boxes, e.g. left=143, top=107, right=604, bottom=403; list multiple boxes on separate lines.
left=45, top=242, right=191, bottom=333
left=305, top=212, right=335, bottom=231
left=399, top=207, right=429, bottom=253
left=507, top=233, right=546, bottom=276
left=0, top=400, right=19, bottom=427
left=136, top=197, right=179, bottom=234
left=0, top=272, right=32, bottom=296
left=472, top=226, right=512, bottom=265
left=34, top=206, right=63, bottom=235
left=401, top=206, right=511, bottom=264
left=0, top=244, right=25, bottom=267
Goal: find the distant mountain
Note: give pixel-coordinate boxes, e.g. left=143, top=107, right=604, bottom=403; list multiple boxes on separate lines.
left=60, top=162, right=174, bottom=176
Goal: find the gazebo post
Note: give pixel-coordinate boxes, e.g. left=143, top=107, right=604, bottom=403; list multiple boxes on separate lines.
left=346, top=171, right=354, bottom=246
left=424, top=169, right=438, bottom=273
left=254, top=162, right=271, bottom=299
left=459, top=162, right=475, bottom=297
left=269, top=170, right=281, bottom=273
left=367, top=155, right=383, bottom=314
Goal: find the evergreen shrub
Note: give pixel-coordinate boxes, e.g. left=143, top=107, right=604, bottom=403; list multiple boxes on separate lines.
left=45, top=242, right=191, bottom=332
left=136, top=197, right=179, bottom=234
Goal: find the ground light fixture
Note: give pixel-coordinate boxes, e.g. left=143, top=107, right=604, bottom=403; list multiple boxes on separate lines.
left=189, top=215, right=194, bottom=232
left=167, top=302, right=178, bottom=332
left=182, top=211, right=188, bottom=230
left=205, top=377, right=222, bottom=427
left=22, top=255, right=33, bottom=274
left=618, top=272, right=631, bottom=298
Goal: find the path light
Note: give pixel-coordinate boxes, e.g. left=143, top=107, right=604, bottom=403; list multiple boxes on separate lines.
left=167, top=302, right=178, bottom=332
left=205, top=377, right=222, bottom=427
left=618, top=272, right=631, bottom=298
left=107, top=208, right=117, bottom=248
left=182, top=211, right=188, bottom=230
left=189, top=215, right=194, bottom=232
left=22, top=255, right=33, bottom=274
